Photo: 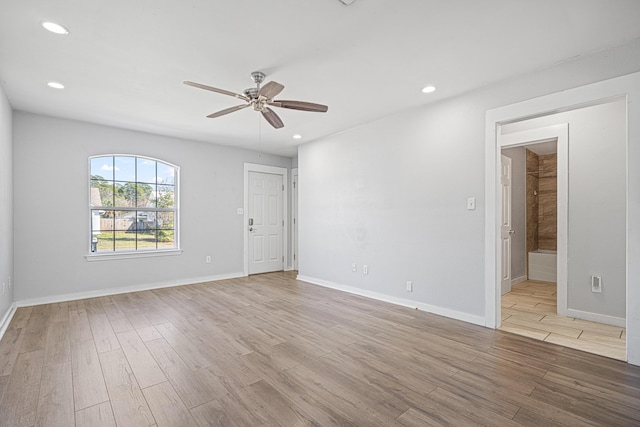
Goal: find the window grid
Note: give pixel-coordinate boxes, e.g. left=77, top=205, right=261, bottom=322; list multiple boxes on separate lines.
left=89, top=155, right=178, bottom=254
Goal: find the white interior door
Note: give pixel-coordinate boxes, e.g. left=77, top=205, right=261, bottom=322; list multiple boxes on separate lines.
left=501, top=155, right=513, bottom=295
left=248, top=171, right=284, bottom=275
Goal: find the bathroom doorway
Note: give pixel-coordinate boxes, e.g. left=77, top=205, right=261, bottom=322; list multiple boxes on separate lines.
left=496, top=101, right=627, bottom=361
left=503, top=139, right=560, bottom=289
left=499, top=124, right=568, bottom=315
left=484, top=76, right=640, bottom=364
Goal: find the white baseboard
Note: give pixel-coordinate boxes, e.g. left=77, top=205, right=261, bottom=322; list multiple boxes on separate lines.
left=566, top=308, right=626, bottom=328
left=297, top=275, right=486, bottom=327
left=511, top=275, right=526, bottom=286
left=0, top=303, right=17, bottom=342
left=16, top=272, right=246, bottom=308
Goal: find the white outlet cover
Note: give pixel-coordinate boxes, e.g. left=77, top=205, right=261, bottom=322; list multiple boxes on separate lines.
left=591, top=276, right=602, bottom=293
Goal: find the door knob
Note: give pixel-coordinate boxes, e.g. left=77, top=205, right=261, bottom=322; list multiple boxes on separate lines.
left=509, top=229, right=515, bottom=235
left=249, top=227, right=255, bottom=232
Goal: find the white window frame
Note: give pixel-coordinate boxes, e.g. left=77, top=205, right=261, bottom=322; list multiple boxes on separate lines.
left=85, top=154, right=181, bottom=261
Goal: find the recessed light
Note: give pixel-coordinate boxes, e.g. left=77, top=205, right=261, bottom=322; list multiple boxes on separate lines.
left=42, top=22, right=69, bottom=35
left=293, top=134, right=302, bottom=140
left=421, top=85, right=436, bottom=94
left=47, top=82, right=65, bottom=89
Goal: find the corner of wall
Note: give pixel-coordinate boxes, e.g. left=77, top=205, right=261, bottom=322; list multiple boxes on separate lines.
left=0, top=83, right=14, bottom=330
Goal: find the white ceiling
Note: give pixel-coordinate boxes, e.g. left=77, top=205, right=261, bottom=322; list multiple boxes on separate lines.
left=1, top=0, right=640, bottom=157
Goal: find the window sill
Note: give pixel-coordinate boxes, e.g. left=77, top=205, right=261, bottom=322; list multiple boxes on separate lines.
left=85, top=249, right=183, bottom=262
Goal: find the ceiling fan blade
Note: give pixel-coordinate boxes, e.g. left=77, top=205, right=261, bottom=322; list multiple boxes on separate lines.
left=261, top=107, right=284, bottom=129
left=269, top=100, right=328, bottom=113
left=207, top=104, right=250, bottom=118
left=184, top=81, right=250, bottom=102
left=258, top=81, right=285, bottom=99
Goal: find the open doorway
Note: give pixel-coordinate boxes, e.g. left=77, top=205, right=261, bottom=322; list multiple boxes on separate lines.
left=496, top=101, right=627, bottom=361
left=485, top=73, right=640, bottom=367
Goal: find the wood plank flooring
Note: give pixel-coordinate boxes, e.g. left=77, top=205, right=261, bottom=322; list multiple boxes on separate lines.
left=0, top=272, right=639, bottom=426
left=501, top=280, right=626, bottom=361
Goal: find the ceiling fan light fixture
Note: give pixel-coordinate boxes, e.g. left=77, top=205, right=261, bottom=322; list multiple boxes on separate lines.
left=422, top=85, right=436, bottom=94
left=293, top=134, right=302, bottom=140
left=42, top=22, right=69, bottom=35
left=47, top=81, right=65, bottom=89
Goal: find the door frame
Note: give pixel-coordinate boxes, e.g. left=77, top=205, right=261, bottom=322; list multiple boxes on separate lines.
left=243, top=163, right=288, bottom=276
left=291, top=167, right=299, bottom=271
left=484, top=71, right=640, bottom=365
left=500, top=125, right=569, bottom=321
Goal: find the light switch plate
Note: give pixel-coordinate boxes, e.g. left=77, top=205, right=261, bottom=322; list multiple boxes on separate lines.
left=467, top=197, right=476, bottom=210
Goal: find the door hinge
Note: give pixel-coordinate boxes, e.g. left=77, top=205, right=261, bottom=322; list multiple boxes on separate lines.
left=293, top=254, right=296, bottom=260
left=293, top=181, right=296, bottom=188
left=282, top=256, right=284, bottom=262
left=282, top=184, right=284, bottom=191
left=282, top=220, right=284, bottom=226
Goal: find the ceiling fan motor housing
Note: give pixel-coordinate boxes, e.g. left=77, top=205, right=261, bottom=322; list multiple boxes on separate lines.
left=243, top=87, right=259, bottom=99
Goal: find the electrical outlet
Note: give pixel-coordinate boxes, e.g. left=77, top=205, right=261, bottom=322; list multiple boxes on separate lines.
left=352, top=263, right=357, bottom=272
left=591, top=276, right=602, bottom=293
left=406, top=281, right=413, bottom=292
left=363, top=265, right=368, bottom=275
left=206, top=256, right=212, bottom=264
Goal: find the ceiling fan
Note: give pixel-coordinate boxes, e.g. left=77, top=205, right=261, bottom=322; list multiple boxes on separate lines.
left=184, top=71, right=328, bottom=129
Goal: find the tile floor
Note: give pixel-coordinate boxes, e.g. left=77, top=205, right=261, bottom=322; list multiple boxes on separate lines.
left=500, top=280, right=626, bottom=361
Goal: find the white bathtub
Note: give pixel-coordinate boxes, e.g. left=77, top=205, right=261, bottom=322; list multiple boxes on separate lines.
left=528, top=250, right=557, bottom=282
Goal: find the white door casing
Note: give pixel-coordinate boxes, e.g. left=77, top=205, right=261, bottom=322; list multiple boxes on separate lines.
left=501, top=155, right=513, bottom=296
left=244, top=163, right=288, bottom=276
left=292, top=169, right=299, bottom=271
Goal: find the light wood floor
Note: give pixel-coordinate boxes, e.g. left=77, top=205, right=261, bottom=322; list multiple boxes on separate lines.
left=1, top=272, right=639, bottom=426
left=500, top=280, right=626, bottom=361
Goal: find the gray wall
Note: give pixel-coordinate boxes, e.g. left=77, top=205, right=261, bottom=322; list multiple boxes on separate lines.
left=13, top=113, right=292, bottom=301
left=502, top=99, right=627, bottom=319
left=0, top=85, right=13, bottom=323
left=297, top=39, right=640, bottom=322
left=501, top=146, right=526, bottom=281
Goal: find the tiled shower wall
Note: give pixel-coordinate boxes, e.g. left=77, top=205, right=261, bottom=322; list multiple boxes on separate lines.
left=526, top=149, right=557, bottom=254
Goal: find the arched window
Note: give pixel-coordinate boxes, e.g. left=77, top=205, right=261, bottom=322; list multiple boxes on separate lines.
left=89, top=155, right=179, bottom=254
